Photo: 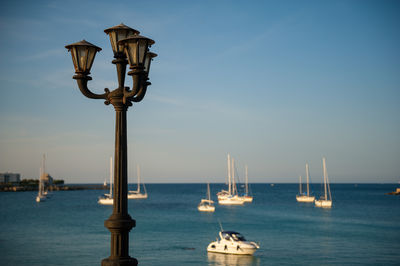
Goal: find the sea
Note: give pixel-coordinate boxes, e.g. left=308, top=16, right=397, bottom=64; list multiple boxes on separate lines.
left=1, top=183, right=399, bottom=266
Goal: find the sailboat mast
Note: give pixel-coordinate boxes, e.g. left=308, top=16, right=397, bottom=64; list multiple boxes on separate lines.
left=232, top=158, right=236, bottom=195
left=227, top=154, right=231, bottom=195
left=109, top=157, right=113, bottom=196
left=245, top=165, right=248, bottom=195
left=137, top=165, right=141, bottom=194
left=42, top=154, right=46, bottom=178
left=324, top=158, right=332, bottom=201
left=323, top=157, right=327, bottom=200
left=38, top=166, right=42, bottom=196
left=207, top=182, right=211, bottom=201
left=299, top=175, right=302, bottom=194
left=41, top=154, right=45, bottom=195
left=306, top=163, right=310, bottom=196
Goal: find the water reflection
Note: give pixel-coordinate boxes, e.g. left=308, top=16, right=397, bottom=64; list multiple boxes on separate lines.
left=207, top=252, right=260, bottom=266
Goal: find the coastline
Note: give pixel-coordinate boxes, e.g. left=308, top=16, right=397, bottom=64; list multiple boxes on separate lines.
left=0, top=183, right=108, bottom=192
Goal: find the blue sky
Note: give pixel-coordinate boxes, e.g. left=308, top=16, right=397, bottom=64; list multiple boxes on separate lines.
left=0, top=0, right=399, bottom=183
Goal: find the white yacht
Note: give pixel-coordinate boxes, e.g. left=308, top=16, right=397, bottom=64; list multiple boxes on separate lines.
left=98, top=157, right=113, bottom=205
left=207, top=231, right=259, bottom=255
left=315, top=157, right=332, bottom=208
left=128, top=165, right=148, bottom=199
left=198, top=183, right=215, bottom=212
left=217, top=154, right=244, bottom=205
left=296, top=163, right=315, bottom=202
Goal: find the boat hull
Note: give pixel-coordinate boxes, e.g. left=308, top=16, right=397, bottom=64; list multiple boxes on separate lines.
left=218, top=195, right=245, bottom=205
left=296, top=195, right=315, bottom=202
left=218, top=198, right=244, bottom=205
left=242, top=196, right=253, bottom=202
left=198, top=205, right=215, bottom=212
left=98, top=197, right=113, bottom=205
left=127, top=193, right=148, bottom=199
left=207, top=241, right=258, bottom=255
left=315, top=199, right=332, bottom=208
left=36, top=195, right=46, bottom=202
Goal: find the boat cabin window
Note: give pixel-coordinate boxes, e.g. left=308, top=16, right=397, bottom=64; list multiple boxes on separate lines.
left=222, top=231, right=247, bottom=241
left=232, top=233, right=246, bottom=241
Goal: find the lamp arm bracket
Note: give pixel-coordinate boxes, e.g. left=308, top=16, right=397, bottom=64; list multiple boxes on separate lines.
left=75, top=77, right=109, bottom=101
left=127, top=82, right=150, bottom=103
left=124, top=74, right=141, bottom=99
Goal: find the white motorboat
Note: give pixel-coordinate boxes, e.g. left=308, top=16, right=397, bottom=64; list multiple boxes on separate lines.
left=315, top=157, right=332, bottom=208
left=128, top=165, right=148, bottom=199
left=98, top=157, right=113, bottom=205
left=198, top=183, right=215, bottom=212
left=207, top=231, right=259, bottom=255
left=296, top=163, right=315, bottom=202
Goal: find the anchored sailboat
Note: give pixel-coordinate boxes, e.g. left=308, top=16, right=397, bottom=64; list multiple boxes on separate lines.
left=315, top=157, right=332, bottom=208
left=198, top=182, right=215, bottom=212
left=217, top=154, right=244, bottom=205
left=98, top=157, right=113, bottom=205
left=296, top=163, right=315, bottom=202
left=36, top=154, right=47, bottom=202
left=241, top=165, right=253, bottom=202
left=128, top=165, right=148, bottom=199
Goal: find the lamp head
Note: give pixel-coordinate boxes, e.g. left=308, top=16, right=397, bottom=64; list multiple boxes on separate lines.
left=118, top=35, right=155, bottom=70
left=65, top=40, right=101, bottom=75
left=104, top=23, right=140, bottom=57
left=144, top=52, right=157, bottom=75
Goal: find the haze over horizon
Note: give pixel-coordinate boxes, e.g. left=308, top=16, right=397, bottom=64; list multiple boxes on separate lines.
left=1, top=0, right=399, bottom=184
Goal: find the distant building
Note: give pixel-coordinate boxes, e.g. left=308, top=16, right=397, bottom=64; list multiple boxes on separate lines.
left=41, top=173, right=54, bottom=185
left=0, top=173, right=21, bottom=183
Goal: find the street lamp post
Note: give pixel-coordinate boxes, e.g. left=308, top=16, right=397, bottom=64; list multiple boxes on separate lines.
left=65, top=23, right=157, bottom=266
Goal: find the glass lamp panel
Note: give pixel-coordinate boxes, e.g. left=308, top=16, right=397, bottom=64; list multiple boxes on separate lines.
left=76, top=45, right=88, bottom=72
left=137, top=39, right=148, bottom=64
left=116, top=31, right=126, bottom=53
left=77, top=47, right=88, bottom=73
left=125, top=40, right=138, bottom=66
left=109, top=32, right=118, bottom=54
left=144, top=53, right=151, bottom=73
left=117, top=30, right=136, bottom=53
left=71, top=47, right=80, bottom=73
left=86, top=47, right=97, bottom=72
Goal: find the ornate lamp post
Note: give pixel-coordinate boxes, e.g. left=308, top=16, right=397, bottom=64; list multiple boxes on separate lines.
left=65, top=23, right=156, bottom=266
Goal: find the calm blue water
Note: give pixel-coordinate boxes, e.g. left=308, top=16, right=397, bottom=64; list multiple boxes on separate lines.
left=1, top=183, right=399, bottom=265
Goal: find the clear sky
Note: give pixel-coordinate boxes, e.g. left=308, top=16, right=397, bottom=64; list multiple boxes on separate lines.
left=0, top=0, right=399, bottom=183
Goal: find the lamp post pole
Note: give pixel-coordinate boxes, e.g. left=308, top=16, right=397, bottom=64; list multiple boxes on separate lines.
left=65, top=24, right=157, bottom=266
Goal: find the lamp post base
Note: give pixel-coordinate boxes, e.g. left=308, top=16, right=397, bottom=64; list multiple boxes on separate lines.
left=101, top=257, right=138, bottom=266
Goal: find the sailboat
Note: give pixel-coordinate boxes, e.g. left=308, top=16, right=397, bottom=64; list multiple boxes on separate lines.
left=198, top=183, right=215, bottom=212
left=218, top=154, right=244, bottom=205
left=315, top=157, right=332, bottom=208
left=241, top=165, right=253, bottom=202
left=36, top=168, right=46, bottom=202
left=128, top=165, right=148, bottom=199
left=296, top=163, right=315, bottom=202
left=36, top=155, right=47, bottom=202
left=98, top=157, right=113, bottom=205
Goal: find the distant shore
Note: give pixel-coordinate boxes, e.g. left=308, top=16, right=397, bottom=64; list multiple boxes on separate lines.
left=0, top=182, right=108, bottom=192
